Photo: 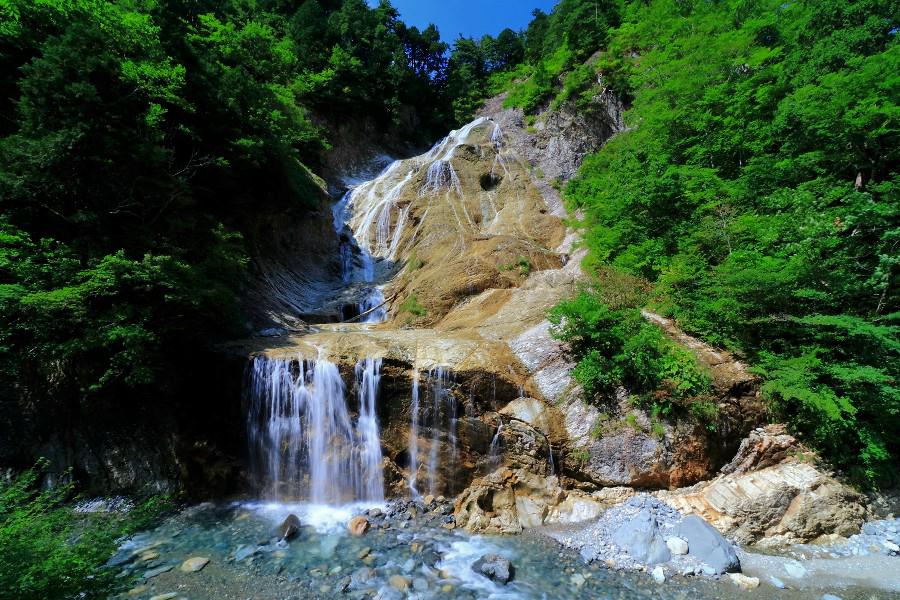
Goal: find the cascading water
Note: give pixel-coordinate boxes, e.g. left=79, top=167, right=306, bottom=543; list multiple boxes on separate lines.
left=405, top=366, right=459, bottom=496
left=407, top=371, right=420, bottom=497
left=488, top=422, right=504, bottom=470
left=424, top=367, right=455, bottom=496
left=247, top=354, right=384, bottom=503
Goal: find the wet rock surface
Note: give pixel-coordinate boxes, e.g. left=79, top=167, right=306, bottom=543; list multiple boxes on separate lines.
left=108, top=499, right=833, bottom=600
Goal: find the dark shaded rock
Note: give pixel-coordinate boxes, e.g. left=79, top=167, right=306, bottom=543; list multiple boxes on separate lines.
left=674, top=515, right=740, bottom=574
left=277, top=513, right=302, bottom=540
left=472, top=554, right=514, bottom=584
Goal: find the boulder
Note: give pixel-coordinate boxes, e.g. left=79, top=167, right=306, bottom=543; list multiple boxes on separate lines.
left=276, top=513, right=302, bottom=540
left=472, top=554, right=514, bottom=584
left=348, top=516, right=370, bottom=536
left=674, top=515, right=740, bottom=574
left=661, top=461, right=867, bottom=545
left=610, top=510, right=671, bottom=565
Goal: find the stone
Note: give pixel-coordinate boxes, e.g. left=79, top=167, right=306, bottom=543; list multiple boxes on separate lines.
left=142, top=564, right=174, bottom=579
left=673, top=515, right=740, bottom=574
left=571, top=573, right=586, bottom=587
left=139, top=551, right=160, bottom=562
left=351, top=566, right=376, bottom=586
left=769, top=576, right=786, bottom=589
left=149, top=594, right=177, bottom=600
left=338, top=576, right=351, bottom=593
left=179, top=556, right=209, bottom=572
left=424, top=494, right=435, bottom=505
left=357, top=546, right=371, bottom=559
left=127, top=586, right=148, bottom=596
left=665, top=536, right=689, bottom=555
left=822, top=595, right=842, bottom=600
left=277, top=513, right=302, bottom=540
left=369, top=508, right=383, bottom=518
left=234, top=545, right=258, bottom=561
left=472, top=554, right=514, bottom=585
left=784, top=560, right=807, bottom=578
left=441, top=584, right=454, bottom=593
left=651, top=566, right=665, bottom=584
left=389, top=574, right=411, bottom=592
left=348, top=516, right=370, bottom=536
left=412, top=577, right=428, bottom=592
left=728, top=573, right=760, bottom=590
left=610, top=510, right=671, bottom=565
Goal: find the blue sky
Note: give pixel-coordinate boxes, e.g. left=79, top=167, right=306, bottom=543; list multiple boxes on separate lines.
left=371, top=0, right=558, bottom=42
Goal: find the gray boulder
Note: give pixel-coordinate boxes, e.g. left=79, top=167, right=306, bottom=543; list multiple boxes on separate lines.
left=472, top=554, right=515, bottom=584
left=674, top=515, right=740, bottom=574
left=611, top=509, right=672, bottom=565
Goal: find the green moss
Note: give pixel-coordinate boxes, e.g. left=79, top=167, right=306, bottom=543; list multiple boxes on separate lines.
left=399, top=293, right=426, bottom=317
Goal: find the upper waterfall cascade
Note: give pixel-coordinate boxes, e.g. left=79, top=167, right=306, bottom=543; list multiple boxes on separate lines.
left=245, top=115, right=550, bottom=504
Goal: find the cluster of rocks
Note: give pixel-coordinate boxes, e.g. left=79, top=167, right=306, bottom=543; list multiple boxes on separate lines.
left=548, top=495, right=746, bottom=585
left=790, top=518, right=900, bottom=559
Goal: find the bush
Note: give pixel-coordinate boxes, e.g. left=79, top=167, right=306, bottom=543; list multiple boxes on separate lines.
left=548, top=288, right=710, bottom=410
left=0, top=462, right=170, bottom=600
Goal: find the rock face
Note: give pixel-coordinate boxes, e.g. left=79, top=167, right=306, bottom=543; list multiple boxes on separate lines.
left=720, top=424, right=797, bottom=475
left=472, top=554, right=514, bottom=585
left=660, top=460, right=867, bottom=546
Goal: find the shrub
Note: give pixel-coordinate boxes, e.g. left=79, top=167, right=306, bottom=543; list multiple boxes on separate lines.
left=0, top=462, right=170, bottom=600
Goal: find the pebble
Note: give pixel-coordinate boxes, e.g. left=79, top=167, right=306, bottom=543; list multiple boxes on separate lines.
left=180, top=556, right=210, bottom=572
left=441, top=584, right=454, bottom=593
left=389, top=574, right=411, bottom=591
left=822, top=595, right=842, bottom=600
left=728, top=573, right=760, bottom=590
left=127, top=586, right=148, bottom=596
left=571, top=573, right=586, bottom=587
left=651, top=566, right=665, bottom=584
left=143, top=564, right=174, bottom=579
left=149, top=594, right=177, bottom=600
left=769, top=575, right=786, bottom=589
left=357, top=546, right=371, bottom=559
left=140, top=551, right=160, bottom=562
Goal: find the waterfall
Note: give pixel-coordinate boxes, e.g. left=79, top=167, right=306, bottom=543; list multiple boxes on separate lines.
left=489, top=423, right=503, bottom=470
left=247, top=354, right=384, bottom=503
left=407, top=370, right=420, bottom=497
left=425, top=367, right=455, bottom=496
left=405, top=366, right=458, bottom=496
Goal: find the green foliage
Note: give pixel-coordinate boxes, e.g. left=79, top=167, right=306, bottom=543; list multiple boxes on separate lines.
left=399, top=293, right=427, bottom=318
left=447, top=0, right=620, bottom=122
left=548, top=289, right=710, bottom=408
left=565, top=0, right=900, bottom=485
left=0, top=0, right=454, bottom=417
left=499, top=256, right=532, bottom=277
left=405, top=250, right=424, bottom=273
left=0, top=461, right=171, bottom=600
